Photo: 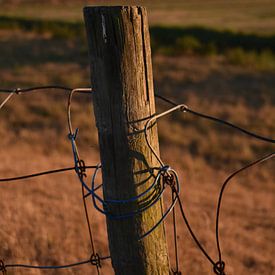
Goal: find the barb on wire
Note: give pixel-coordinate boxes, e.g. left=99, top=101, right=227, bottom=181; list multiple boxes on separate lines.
left=155, top=93, right=275, bottom=144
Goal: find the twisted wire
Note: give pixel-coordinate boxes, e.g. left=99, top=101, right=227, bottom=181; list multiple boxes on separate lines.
left=66, top=89, right=180, bottom=241
left=67, top=87, right=101, bottom=275
left=1, top=255, right=110, bottom=273
left=0, top=86, right=108, bottom=274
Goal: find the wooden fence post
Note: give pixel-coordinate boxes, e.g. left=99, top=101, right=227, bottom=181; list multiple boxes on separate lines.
left=84, top=6, right=170, bottom=275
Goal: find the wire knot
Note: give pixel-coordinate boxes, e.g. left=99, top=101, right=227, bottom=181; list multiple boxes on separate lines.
left=0, top=260, right=6, bottom=275
left=163, top=172, right=176, bottom=189
left=13, top=88, right=21, bottom=94
left=76, top=159, right=87, bottom=179
left=213, top=261, right=225, bottom=275
left=180, top=104, right=188, bottom=112
left=90, top=253, right=101, bottom=268
left=68, top=128, right=79, bottom=141
left=161, top=165, right=171, bottom=173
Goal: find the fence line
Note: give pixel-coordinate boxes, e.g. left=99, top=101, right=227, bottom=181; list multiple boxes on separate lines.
left=0, top=86, right=274, bottom=275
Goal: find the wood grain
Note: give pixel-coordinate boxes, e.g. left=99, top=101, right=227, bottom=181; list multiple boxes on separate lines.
left=84, top=6, right=170, bottom=275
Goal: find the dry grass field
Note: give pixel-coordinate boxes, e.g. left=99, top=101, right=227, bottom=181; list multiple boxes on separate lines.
left=2, top=0, right=275, bottom=34
left=0, top=1, right=274, bottom=275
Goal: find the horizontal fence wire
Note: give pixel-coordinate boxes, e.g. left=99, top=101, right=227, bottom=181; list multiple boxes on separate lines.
left=1, top=86, right=273, bottom=143
left=0, top=86, right=274, bottom=275
left=155, top=93, right=275, bottom=144
left=0, top=165, right=98, bottom=182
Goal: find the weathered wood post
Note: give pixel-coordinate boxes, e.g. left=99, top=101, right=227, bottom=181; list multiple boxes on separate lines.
left=84, top=6, right=170, bottom=274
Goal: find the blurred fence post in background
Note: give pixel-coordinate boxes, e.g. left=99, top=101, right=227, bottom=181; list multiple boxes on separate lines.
left=84, top=6, right=170, bottom=275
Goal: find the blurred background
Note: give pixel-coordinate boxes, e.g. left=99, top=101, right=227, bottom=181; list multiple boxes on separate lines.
left=0, top=0, right=274, bottom=274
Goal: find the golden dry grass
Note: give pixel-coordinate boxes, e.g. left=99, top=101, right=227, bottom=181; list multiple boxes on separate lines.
left=0, top=27, right=274, bottom=275
left=2, top=0, right=275, bottom=34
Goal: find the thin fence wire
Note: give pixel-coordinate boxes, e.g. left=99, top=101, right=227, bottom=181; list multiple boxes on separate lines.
left=0, top=91, right=16, bottom=110
left=0, top=86, right=274, bottom=275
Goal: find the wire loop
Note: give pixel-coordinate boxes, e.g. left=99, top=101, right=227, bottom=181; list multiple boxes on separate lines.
left=90, top=167, right=167, bottom=220
left=13, top=88, right=22, bottom=94
left=76, top=159, right=87, bottom=179
left=163, top=172, right=176, bottom=189
left=213, top=261, right=225, bottom=275
left=90, top=253, right=101, bottom=269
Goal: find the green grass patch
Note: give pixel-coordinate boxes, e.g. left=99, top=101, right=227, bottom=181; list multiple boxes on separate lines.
left=1, top=15, right=275, bottom=69
left=225, top=48, right=275, bottom=70
left=150, top=25, right=275, bottom=55
left=0, top=16, right=84, bottom=39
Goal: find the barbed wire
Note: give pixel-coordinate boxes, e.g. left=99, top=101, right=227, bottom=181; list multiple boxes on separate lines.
left=0, top=86, right=274, bottom=275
